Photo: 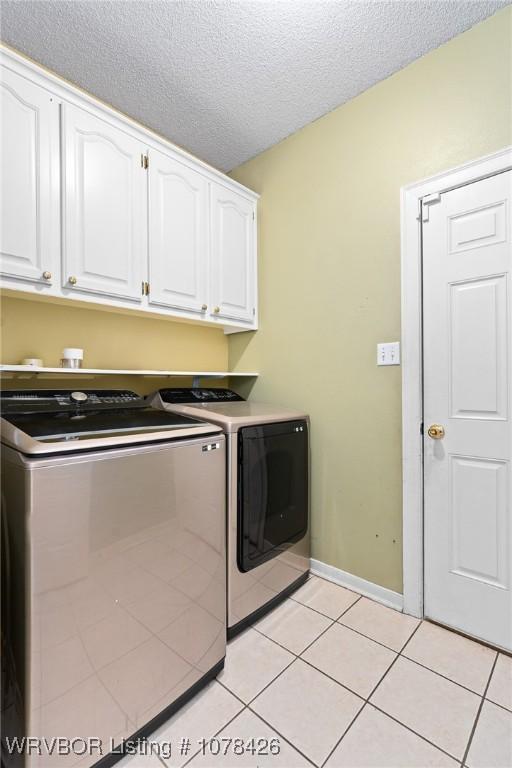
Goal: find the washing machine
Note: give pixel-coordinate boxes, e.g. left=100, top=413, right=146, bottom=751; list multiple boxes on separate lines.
left=150, top=388, right=310, bottom=638
left=1, top=389, right=226, bottom=767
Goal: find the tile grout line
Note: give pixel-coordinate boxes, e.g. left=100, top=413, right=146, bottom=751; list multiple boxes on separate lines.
left=319, top=701, right=367, bottom=768
left=289, top=595, right=360, bottom=621
left=483, top=696, right=512, bottom=715
left=318, top=623, right=424, bottom=768
left=181, top=704, right=248, bottom=768
left=369, top=702, right=465, bottom=763
left=253, top=604, right=496, bottom=768
left=251, top=591, right=364, bottom=657
left=319, top=618, right=470, bottom=766
left=397, top=617, right=423, bottom=655
left=310, top=573, right=406, bottom=616
left=351, top=619, right=422, bottom=702
left=245, top=706, right=319, bottom=768
left=289, top=580, right=361, bottom=614
left=460, top=651, right=499, bottom=767
left=336, top=617, right=413, bottom=654
left=221, top=600, right=443, bottom=766
left=400, top=653, right=493, bottom=698
left=317, top=611, right=422, bottom=767
left=363, top=619, right=485, bottom=764
left=166, top=586, right=501, bottom=768
left=245, top=655, right=298, bottom=707
left=197, top=595, right=367, bottom=766
left=217, top=667, right=319, bottom=767
left=295, top=595, right=365, bottom=659
left=252, top=611, right=337, bottom=657
left=218, top=595, right=367, bottom=767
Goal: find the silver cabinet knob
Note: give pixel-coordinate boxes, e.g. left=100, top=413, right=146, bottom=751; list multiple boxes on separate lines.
left=42, top=270, right=52, bottom=281
left=68, top=276, right=77, bottom=285
left=213, top=306, right=220, bottom=314
left=201, top=304, right=208, bottom=312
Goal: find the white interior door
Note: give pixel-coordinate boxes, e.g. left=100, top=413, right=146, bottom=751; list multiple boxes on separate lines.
left=423, top=170, right=512, bottom=651
left=0, top=68, right=59, bottom=285
left=148, top=149, right=208, bottom=313
left=62, top=103, right=145, bottom=301
left=210, top=182, right=255, bottom=324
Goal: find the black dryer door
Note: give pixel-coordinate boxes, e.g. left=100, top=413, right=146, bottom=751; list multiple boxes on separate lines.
left=238, top=420, right=309, bottom=572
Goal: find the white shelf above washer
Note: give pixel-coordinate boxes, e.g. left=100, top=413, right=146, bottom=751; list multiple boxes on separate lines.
left=0, top=365, right=259, bottom=384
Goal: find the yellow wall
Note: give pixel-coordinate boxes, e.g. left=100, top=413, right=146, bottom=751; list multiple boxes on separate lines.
left=229, top=9, right=512, bottom=592
left=0, top=294, right=228, bottom=394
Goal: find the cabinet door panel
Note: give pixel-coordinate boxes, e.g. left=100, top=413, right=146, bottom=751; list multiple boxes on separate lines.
left=62, top=104, right=144, bottom=301
left=210, top=183, right=255, bottom=325
left=0, top=68, right=59, bottom=285
left=148, top=150, right=208, bottom=313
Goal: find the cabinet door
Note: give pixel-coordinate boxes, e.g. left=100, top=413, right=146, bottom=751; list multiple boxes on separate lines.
left=62, top=103, right=145, bottom=301
left=148, top=150, right=208, bottom=313
left=210, top=183, right=256, bottom=325
left=0, top=68, right=59, bottom=286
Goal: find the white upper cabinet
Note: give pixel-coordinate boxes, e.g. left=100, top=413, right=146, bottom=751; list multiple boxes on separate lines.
left=61, top=103, right=145, bottom=301
left=0, top=68, right=59, bottom=286
left=148, top=149, right=208, bottom=314
left=0, top=50, right=258, bottom=332
left=210, top=183, right=256, bottom=325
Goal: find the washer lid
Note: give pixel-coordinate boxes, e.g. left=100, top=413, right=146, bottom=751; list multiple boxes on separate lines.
left=3, top=406, right=208, bottom=441
left=1, top=391, right=222, bottom=454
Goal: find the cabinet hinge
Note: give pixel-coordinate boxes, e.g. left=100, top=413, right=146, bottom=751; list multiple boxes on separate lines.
left=421, top=192, right=441, bottom=222
left=141, top=154, right=149, bottom=170
left=145, top=281, right=150, bottom=295
left=142, top=281, right=150, bottom=296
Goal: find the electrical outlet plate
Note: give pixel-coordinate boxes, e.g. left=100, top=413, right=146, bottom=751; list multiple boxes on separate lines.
left=377, top=342, right=400, bottom=366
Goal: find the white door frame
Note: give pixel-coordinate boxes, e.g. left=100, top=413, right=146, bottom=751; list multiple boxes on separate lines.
left=400, top=146, right=512, bottom=618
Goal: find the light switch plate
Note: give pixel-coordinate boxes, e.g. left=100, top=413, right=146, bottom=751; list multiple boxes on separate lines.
left=377, top=342, right=400, bottom=366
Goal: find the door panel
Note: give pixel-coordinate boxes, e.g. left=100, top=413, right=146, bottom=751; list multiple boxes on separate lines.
left=210, top=183, right=255, bottom=324
left=449, top=202, right=506, bottom=253
left=62, top=103, right=145, bottom=301
left=423, top=170, right=512, bottom=651
left=450, top=455, right=507, bottom=588
left=450, top=276, right=507, bottom=419
left=148, top=150, right=208, bottom=313
left=0, top=68, right=59, bottom=285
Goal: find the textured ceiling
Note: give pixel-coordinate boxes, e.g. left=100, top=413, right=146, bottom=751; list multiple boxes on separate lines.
left=0, top=0, right=507, bottom=171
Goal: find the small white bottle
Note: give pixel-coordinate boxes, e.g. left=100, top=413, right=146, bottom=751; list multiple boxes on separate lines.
left=61, top=348, right=84, bottom=369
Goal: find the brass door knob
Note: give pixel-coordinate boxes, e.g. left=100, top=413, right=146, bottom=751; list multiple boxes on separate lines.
left=427, top=424, right=445, bottom=439
left=68, top=276, right=77, bottom=285
left=213, top=306, right=220, bottom=314
left=201, top=304, right=208, bottom=311
left=42, top=271, right=52, bottom=280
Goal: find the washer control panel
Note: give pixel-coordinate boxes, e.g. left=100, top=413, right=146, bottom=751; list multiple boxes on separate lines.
left=1, top=390, right=143, bottom=413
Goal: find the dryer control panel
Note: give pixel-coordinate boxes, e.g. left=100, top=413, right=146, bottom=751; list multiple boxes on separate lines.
left=158, top=388, right=244, bottom=404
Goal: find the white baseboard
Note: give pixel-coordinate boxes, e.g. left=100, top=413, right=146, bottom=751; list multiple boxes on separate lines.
left=310, top=558, right=404, bottom=612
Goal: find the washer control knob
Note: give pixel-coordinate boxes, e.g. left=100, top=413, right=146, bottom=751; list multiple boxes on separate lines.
left=70, top=391, right=88, bottom=404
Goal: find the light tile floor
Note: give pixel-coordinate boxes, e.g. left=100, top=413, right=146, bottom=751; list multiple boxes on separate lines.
left=118, top=575, right=512, bottom=768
